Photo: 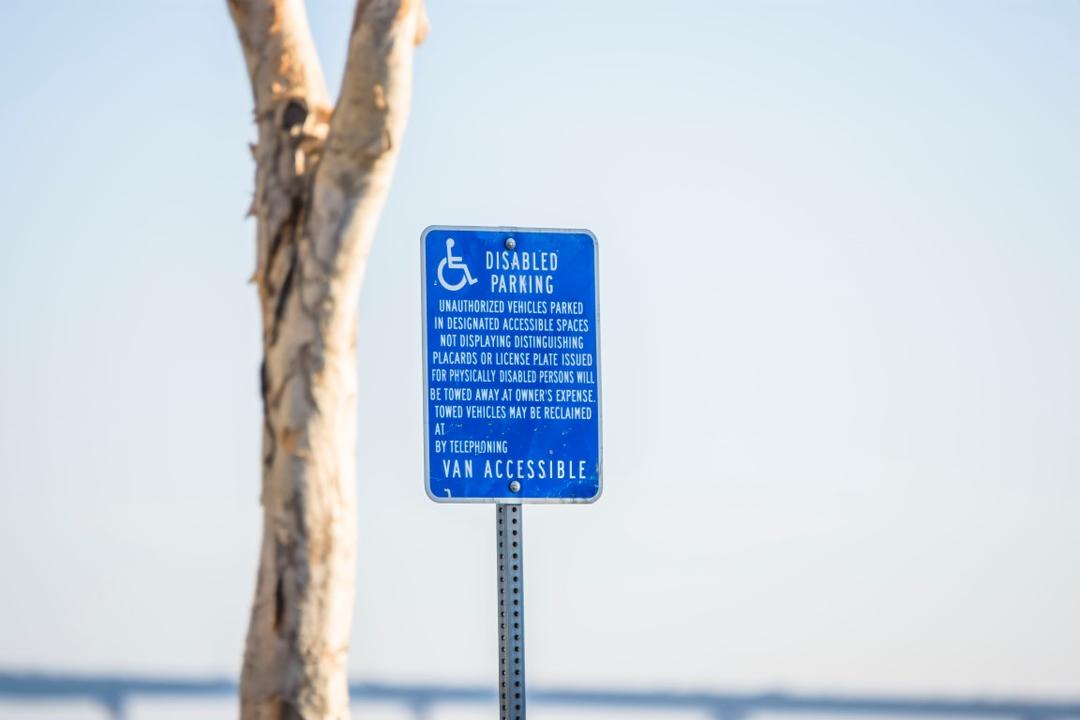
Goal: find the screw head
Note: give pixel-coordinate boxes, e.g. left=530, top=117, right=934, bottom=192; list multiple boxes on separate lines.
left=505, top=237, right=517, bottom=250
left=509, top=480, right=521, bottom=493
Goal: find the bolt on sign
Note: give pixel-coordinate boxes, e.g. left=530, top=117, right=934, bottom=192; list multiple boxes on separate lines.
left=421, top=226, right=603, bottom=502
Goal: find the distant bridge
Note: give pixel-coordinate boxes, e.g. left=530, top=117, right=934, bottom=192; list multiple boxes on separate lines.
left=2, top=671, right=1079, bottom=720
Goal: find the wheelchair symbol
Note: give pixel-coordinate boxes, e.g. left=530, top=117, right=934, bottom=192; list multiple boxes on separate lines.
left=436, top=238, right=478, bottom=292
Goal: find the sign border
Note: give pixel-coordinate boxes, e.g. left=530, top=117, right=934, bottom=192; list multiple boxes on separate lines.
left=421, top=224, right=603, bottom=504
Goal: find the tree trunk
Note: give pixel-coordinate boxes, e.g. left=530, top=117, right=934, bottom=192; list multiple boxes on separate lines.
left=226, top=1, right=427, bottom=717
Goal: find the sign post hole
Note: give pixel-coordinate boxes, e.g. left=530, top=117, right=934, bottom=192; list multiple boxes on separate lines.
left=422, top=226, right=603, bottom=719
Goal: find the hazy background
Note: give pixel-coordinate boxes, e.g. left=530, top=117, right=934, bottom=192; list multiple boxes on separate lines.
left=1, top=0, right=1078, bottom=717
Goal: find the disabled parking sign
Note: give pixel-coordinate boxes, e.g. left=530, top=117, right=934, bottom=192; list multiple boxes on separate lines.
left=421, top=226, right=602, bottom=503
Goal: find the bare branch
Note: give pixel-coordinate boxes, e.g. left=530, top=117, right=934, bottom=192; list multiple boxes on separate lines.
left=227, top=0, right=330, bottom=116
left=294, top=0, right=427, bottom=321
left=228, top=0, right=334, bottom=339
left=319, top=0, right=426, bottom=181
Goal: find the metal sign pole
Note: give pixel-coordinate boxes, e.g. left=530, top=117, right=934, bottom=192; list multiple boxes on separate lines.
left=496, top=503, right=525, bottom=720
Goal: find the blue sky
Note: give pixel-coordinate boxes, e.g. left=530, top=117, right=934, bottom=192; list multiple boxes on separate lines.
left=1, top=0, right=1078, bottom=713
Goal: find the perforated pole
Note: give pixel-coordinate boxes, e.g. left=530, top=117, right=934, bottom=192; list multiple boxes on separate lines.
left=496, top=503, right=525, bottom=720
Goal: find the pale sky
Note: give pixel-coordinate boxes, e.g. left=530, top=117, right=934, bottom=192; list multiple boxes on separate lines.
left=1, top=1, right=1078, bottom=717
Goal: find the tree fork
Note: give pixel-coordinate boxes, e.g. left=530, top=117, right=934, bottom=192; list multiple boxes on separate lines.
left=227, top=1, right=427, bottom=717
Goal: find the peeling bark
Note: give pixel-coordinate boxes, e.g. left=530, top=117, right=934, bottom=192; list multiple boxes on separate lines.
left=227, top=1, right=426, bottom=718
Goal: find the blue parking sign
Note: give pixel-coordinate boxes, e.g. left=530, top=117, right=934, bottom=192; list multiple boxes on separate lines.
left=422, top=226, right=602, bottom=503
